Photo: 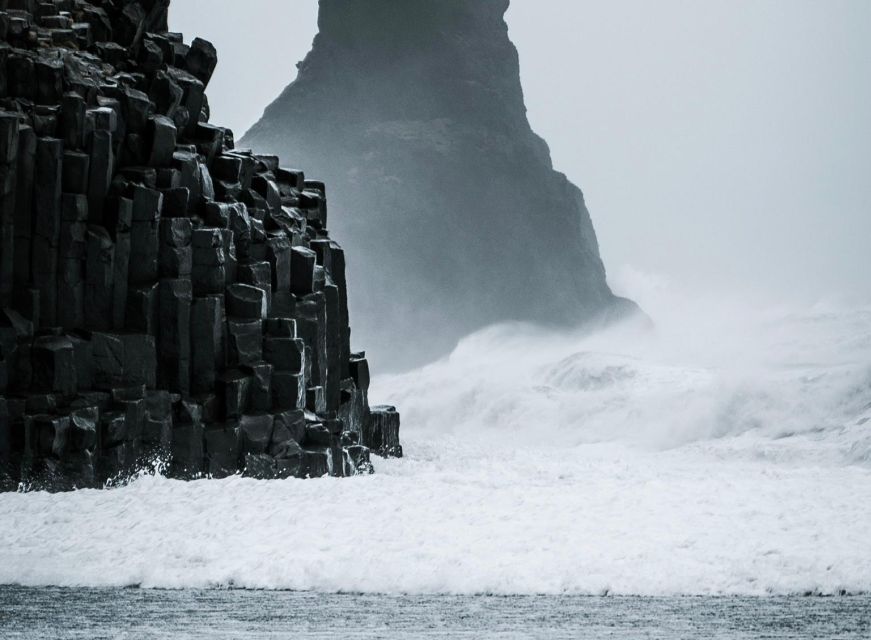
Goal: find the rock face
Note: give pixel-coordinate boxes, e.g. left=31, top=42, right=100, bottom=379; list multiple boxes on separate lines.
left=0, top=0, right=400, bottom=492
left=243, top=0, right=638, bottom=369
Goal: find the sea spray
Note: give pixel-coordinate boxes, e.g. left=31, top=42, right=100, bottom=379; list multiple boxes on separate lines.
left=2, top=280, right=870, bottom=595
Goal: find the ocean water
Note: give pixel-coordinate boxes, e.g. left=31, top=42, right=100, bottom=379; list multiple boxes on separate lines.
left=1, top=588, right=869, bottom=639
left=0, top=274, right=869, bottom=634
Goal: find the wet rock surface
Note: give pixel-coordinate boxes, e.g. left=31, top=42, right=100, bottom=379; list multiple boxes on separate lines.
left=243, top=0, right=640, bottom=369
left=0, top=0, right=400, bottom=492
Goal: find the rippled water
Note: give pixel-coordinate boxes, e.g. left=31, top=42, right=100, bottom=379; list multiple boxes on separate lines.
left=1, top=588, right=868, bottom=639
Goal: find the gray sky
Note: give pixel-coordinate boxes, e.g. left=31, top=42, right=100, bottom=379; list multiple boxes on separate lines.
left=172, top=0, right=871, bottom=303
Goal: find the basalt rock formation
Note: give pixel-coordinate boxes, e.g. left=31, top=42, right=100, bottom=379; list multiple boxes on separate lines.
left=0, top=0, right=400, bottom=492
left=243, top=0, right=639, bottom=369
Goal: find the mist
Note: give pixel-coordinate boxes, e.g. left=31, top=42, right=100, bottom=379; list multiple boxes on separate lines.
left=4, top=272, right=870, bottom=593
left=373, top=266, right=871, bottom=452
left=171, top=0, right=871, bottom=307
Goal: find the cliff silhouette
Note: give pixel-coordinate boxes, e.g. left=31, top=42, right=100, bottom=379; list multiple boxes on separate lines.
left=243, top=0, right=639, bottom=369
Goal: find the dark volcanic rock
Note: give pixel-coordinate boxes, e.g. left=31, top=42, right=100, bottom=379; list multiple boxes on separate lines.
left=0, top=0, right=398, bottom=491
left=242, top=0, right=639, bottom=369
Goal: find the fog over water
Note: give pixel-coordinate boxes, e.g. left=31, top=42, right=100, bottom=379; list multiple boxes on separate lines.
left=172, top=0, right=871, bottom=305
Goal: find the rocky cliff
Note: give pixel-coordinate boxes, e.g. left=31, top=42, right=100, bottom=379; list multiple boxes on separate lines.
left=0, top=0, right=400, bottom=492
left=243, top=0, right=638, bottom=369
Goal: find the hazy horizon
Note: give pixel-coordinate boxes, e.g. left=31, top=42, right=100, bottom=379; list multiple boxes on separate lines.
left=172, top=0, right=871, bottom=305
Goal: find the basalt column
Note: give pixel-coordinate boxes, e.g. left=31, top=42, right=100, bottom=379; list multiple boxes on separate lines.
left=0, top=0, right=400, bottom=492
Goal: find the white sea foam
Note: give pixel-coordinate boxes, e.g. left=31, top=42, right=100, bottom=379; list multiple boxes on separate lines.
left=1, top=271, right=870, bottom=595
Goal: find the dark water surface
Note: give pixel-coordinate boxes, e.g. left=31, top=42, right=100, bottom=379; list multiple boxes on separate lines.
left=0, top=587, right=868, bottom=639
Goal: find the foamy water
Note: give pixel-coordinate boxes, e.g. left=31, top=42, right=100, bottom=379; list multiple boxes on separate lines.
left=1, top=272, right=869, bottom=595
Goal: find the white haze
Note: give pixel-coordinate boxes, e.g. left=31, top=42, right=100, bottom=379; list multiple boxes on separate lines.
left=375, top=267, right=871, bottom=451
left=171, top=0, right=871, bottom=304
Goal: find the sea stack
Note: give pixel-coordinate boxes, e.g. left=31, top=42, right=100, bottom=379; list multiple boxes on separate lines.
left=0, top=0, right=400, bottom=492
left=243, top=0, right=639, bottom=369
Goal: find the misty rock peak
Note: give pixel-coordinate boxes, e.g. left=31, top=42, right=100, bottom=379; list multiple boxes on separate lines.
left=313, top=0, right=524, bottom=124
left=243, top=0, right=638, bottom=369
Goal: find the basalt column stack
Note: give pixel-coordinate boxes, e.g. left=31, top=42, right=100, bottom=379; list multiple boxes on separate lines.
left=0, top=0, right=401, bottom=492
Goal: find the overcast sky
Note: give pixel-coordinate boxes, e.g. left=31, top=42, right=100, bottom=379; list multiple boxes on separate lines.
left=172, top=0, right=871, bottom=303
